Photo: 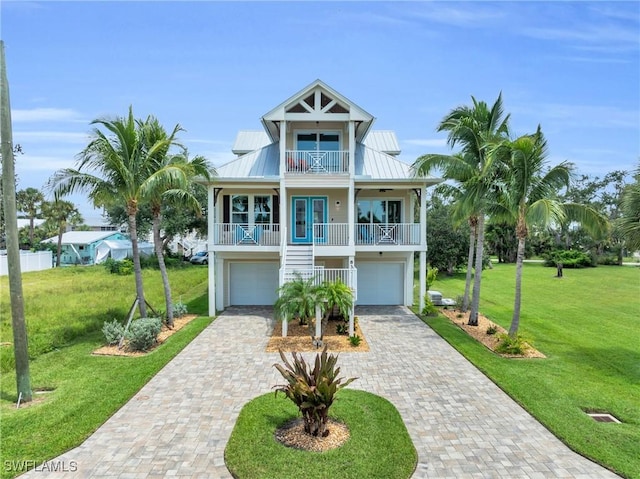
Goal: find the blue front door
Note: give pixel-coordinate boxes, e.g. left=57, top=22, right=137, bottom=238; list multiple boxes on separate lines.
left=291, top=196, right=327, bottom=244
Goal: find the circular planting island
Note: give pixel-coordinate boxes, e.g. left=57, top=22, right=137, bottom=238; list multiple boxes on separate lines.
left=225, top=389, right=417, bottom=479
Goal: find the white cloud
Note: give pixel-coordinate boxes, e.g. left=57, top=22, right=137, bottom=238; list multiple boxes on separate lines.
left=404, top=139, right=448, bottom=148
left=15, top=155, right=75, bottom=172
left=12, top=108, right=83, bottom=123
left=13, top=131, right=89, bottom=144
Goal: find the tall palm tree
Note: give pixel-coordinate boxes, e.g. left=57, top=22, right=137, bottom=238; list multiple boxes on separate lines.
left=16, top=187, right=44, bottom=247
left=413, top=94, right=510, bottom=324
left=41, top=200, right=83, bottom=266
left=617, top=164, right=640, bottom=251
left=48, top=107, right=180, bottom=317
left=139, top=116, right=213, bottom=326
left=491, top=127, right=608, bottom=337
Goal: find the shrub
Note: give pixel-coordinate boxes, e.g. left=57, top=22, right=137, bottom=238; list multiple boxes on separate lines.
left=172, top=301, right=188, bottom=318
left=486, top=324, right=498, bottom=335
left=543, top=249, right=594, bottom=268
left=427, top=267, right=439, bottom=289
left=349, top=335, right=362, bottom=347
left=102, top=319, right=125, bottom=345
left=422, top=297, right=438, bottom=317
left=125, top=317, right=162, bottom=351
left=103, top=258, right=134, bottom=275
left=273, top=347, right=356, bottom=437
left=495, top=334, right=526, bottom=355
left=336, top=323, right=348, bottom=335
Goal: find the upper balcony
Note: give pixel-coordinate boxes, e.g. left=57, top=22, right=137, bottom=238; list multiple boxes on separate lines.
left=285, top=150, right=349, bottom=174
left=210, top=223, right=421, bottom=248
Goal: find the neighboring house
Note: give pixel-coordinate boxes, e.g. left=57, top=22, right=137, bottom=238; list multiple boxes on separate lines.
left=42, top=231, right=127, bottom=265
left=205, top=80, right=440, bottom=317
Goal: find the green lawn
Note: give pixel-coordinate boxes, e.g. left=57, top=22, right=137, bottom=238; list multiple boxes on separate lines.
left=0, top=265, right=211, bottom=478
left=425, top=263, right=640, bottom=479
left=225, top=389, right=417, bottom=479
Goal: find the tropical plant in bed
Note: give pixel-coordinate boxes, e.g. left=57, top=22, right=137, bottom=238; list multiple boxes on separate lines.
left=274, top=273, right=322, bottom=326
left=273, top=347, right=356, bottom=437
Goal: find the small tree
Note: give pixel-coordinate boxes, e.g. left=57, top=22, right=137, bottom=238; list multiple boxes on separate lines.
left=273, top=347, right=356, bottom=437
left=317, top=279, right=353, bottom=342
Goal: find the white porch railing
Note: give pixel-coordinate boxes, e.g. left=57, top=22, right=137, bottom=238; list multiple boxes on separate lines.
left=285, top=150, right=349, bottom=174
left=213, top=224, right=280, bottom=246
left=279, top=266, right=357, bottom=300
left=355, top=223, right=421, bottom=245
left=313, top=223, right=349, bottom=246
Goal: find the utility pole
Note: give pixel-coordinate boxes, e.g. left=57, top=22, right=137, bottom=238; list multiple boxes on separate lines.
left=1, top=40, right=32, bottom=403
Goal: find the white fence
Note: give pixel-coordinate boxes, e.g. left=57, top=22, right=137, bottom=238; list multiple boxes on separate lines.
left=0, top=251, right=53, bottom=276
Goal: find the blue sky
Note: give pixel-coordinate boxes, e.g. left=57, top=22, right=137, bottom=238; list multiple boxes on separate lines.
left=2, top=1, right=639, bottom=218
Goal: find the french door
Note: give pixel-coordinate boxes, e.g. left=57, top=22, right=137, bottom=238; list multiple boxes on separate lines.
left=291, top=196, right=327, bottom=244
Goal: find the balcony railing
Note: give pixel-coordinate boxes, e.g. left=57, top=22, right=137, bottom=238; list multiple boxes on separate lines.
left=355, top=223, right=421, bottom=246
left=212, top=223, right=421, bottom=247
left=213, top=224, right=280, bottom=246
left=313, top=223, right=349, bottom=246
left=285, top=150, right=349, bottom=174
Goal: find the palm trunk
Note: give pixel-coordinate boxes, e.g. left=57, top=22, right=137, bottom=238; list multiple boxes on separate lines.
left=509, top=236, right=527, bottom=337
left=153, top=211, right=173, bottom=327
left=56, top=225, right=63, bottom=267
left=1, top=41, right=32, bottom=402
left=29, top=216, right=34, bottom=246
left=468, top=214, right=485, bottom=326
left=462, top=220, right=476, bottom=312
left=128, top=210, right=147, bottom=318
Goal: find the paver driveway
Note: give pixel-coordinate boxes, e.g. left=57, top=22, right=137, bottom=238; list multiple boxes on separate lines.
left=26, top=306, right=619, bottom=478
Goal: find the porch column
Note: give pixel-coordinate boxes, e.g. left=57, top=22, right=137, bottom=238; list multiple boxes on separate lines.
left=349, top=256, right=355, bottom=336
left=348, top=120, right=355, bottom=176
left=208, top=251, right=216, bottom=317
left=280, top=120, right=287, bottom=259
left=348, top=182, right=355, bottom=247
left=419, top=185, right=427, bottom=312
left=208, top=186, right=216, bottom=317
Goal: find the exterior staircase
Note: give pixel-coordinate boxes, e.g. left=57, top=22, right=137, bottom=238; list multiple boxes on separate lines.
left=281, top=244, right=314, bottom=282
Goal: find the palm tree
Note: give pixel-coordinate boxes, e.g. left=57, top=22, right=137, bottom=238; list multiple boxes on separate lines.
left=139, top=116, right=213, bottom=326
left=413, top=94, right=510, bottom=325
left=16, top=187, right=44, bottom=247
left=617, top=164, right=640, bottom=251
left=317, top=279, right=353, bottom=341
left=48, top=107, right=180, bottom=317
left=41, top=200, right=83, bottom=266
left=491, top=127, right=608, bottom=337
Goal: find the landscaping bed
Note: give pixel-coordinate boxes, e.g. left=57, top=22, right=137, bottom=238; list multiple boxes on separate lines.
left=267, top=317, right=369, bottom=352
left=438, top=308, right=545, bottom=358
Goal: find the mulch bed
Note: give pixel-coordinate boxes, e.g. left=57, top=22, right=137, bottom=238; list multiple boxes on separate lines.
left=439, top=308, right=545, bottom=358
left=275, top=418, right=350, bottom=452
left=92, top=314, right=199, bottom=357
left=267, top=317, right=369, bottom=353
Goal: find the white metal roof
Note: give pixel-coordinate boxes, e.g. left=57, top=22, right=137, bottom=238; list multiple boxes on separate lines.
left=17, top=218, right=45, bottom=229
left=232, top=131, right=271, bottom=156
left=214, top=141, right=431, bottom=183
left=42, top=231, right=121, bottom=245
left=355, top=144, right=413, bottom=179
left=362, top=131, right=401, bottom=156
left=216, top=143, right=280, bottom=178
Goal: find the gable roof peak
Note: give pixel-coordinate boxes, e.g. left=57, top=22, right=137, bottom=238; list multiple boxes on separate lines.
left=261, top=80, right=375, bottom=142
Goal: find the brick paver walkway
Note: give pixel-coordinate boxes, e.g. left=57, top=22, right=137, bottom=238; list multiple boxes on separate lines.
left=26, top=306, right=619, bottom=478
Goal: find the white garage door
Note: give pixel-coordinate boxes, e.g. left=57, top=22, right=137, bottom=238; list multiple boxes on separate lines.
left=356, top=262, right=404, bottom=305
left=229, top=262, right=279, bottom=305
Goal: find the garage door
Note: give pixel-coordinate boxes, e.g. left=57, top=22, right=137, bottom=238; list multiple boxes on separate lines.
left=229, top=262, right=279, bottom=305
left=356, top=262, right=404, bottom=305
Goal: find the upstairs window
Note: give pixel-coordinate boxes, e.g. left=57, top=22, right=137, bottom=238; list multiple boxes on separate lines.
left=296, top=132, right=340, bottom=152
left=357, top=199, right=402, bottom=224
